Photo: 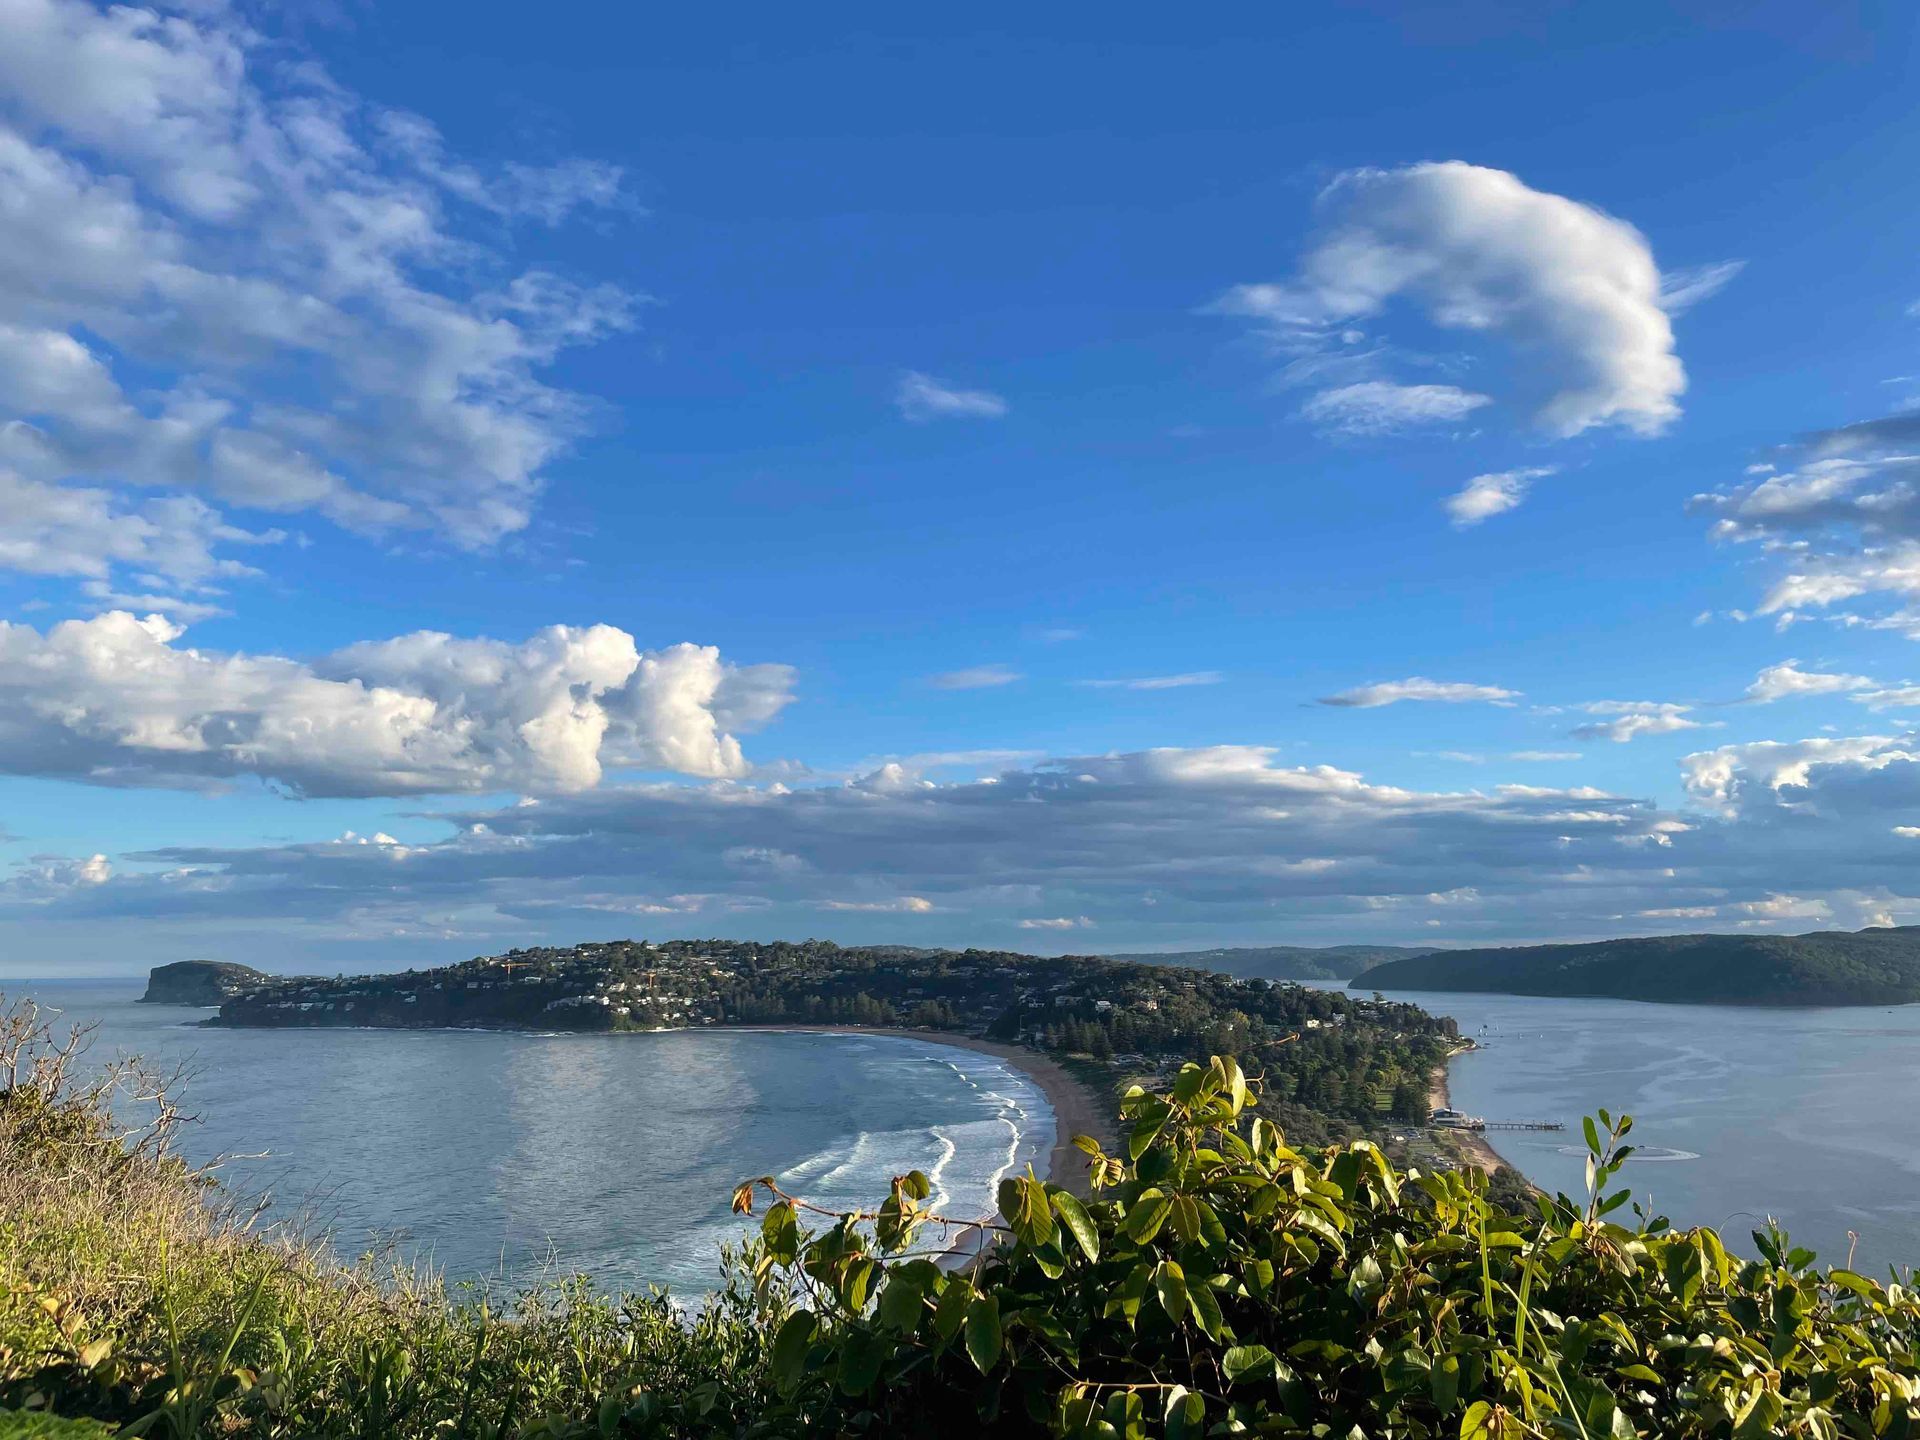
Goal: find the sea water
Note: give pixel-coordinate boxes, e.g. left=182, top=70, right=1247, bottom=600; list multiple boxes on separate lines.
left=1364, top=987, right=1920, bottom=1273
left=6, top=981, right=1051, bottom=1297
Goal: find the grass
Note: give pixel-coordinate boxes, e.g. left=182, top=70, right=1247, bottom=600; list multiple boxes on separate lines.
left=0, top=996, right=776, bottom=1438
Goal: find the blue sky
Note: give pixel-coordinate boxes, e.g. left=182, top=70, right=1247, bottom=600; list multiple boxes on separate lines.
left=4, top=0, right=1920, bottom=973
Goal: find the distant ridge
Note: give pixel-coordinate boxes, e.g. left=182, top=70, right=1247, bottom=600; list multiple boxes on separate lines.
left=1351, top=926, right=1920, bottom=1006
left=1105, top=944, right=1439, bottom=983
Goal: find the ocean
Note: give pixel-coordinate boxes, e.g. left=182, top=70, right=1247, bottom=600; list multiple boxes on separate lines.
left=1368, top=987, right=1920, bottom=1273
left=5, top=980, right=1052, bottom=1297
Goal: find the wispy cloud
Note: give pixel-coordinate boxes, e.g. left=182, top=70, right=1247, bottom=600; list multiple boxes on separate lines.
left=1743, top=661, right=1874, bottom=704
left=1319, top=677, right=1519, bottom=708
left=1444, top=467, right=1558, bottom=527
left=927, top=665, right=1022, bottom=690
left=1080, top=672, right=1223, bottom=691
left=1571, top=701, right=1711, bottom=743
left=1300, top=381, right=1490, bottom=435
left=894, top=371, right=1008, bottom=421
left=1658, top=260, right=1746, bottom=315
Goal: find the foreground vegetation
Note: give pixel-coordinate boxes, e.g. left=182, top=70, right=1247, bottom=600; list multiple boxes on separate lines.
left=7, top=996, right=1920, bottom=1436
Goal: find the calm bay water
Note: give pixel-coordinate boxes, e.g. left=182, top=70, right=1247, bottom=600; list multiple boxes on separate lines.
left=1370, top=987, right=1920, bottom=1273
left=9, top=981, right=1050, bottom=1297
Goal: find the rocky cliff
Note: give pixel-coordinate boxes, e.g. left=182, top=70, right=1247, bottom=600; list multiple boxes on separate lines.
left=140, top=960, right=273, bottom=1006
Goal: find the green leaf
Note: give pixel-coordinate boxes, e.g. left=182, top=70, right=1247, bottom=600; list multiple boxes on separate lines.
left=1153, top=1259, right=1190, bottom=1326
left=964, top=1294, right=1003, bottom=1373
left=1189, top=1276, right=1227, bottom=1339
left=1164, top=1386, right=1206, bottom=1440
left=932, top=1277, right=972, bottom=1345
left=1051, top=1189, right=1100, bottom=1262
left=835, top=1328, right=887, bottom=1396
left=1170, top=1193, right=1201, bottom=1242
left=998, top=1173, right=1056, bottom=1249
left=1129, top=1108, right=1170, bottom=1160
left=768, top=1311, right=816, bottom=1394
left=1125, top=1190, right=1173, bottom=1244
left=876, top=1272, right=925, bottom=1332
left=1431, top=1352, right=1460, bottom=1411
left=1460, top=1400, right=1494, bottom=1439
left=1583, top=1114, right=1602, bottom=1156
left=760, top=1200, right=801, bottom=1264
left=1222, top=1344, right=1277, bottom=1384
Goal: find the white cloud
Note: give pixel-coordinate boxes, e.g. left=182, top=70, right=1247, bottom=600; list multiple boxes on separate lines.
left=1733, top=893, right=1832, bottom=923
left=927, top=665, right=1022, bottom=690
left=1680, top=733, right=1916, bottom=809
left=1657, top=260, right=1746, bottom=315
left=0, top=467, right=281, bottom=587
left=1018, top=916, right=1093, bottom=930
left=1856, top=686, right=1920, bottom=711
left=1213, top=161, right=1686, bottom=437
left=1299, top=380, right=1490, bottom=434
left=0, top=0, right=634, bottom=593
left=1444, top=466, right=1557, bottom=526
left=1744, top=661, right=1875, bottom=703
left=2, top=850, right=111, bottom=902
left=1571, top=701, right=1708, bottom=743
left=822, top=896, right=936, bottom=913
left=1693, top=418, right=1920, bottom=620
left=893, top=372, right=1008, bottom=421
left=1509, top=750, right=1580, bottom=762
left=1080, top=671, right=1223, bottom=691
left=1318, top=676, right=1519, bottom=708
left=0, top=611, right=794, bottom=796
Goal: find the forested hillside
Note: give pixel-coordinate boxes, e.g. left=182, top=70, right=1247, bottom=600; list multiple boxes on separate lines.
left=200, top=939, right=1457, bottom=1131
left=1101, top=944, right=1436, bottom=981
left=1353, top=924, right=1920, bottom=1005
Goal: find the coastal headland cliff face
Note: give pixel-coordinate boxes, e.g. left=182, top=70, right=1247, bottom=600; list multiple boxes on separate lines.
left=138, top=960, right=273, bottom=1006
left=1352, top=924, right=1920, bottom=1005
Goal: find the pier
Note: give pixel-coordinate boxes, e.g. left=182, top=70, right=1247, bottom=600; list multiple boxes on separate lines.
left=1481, top=1120, right=1564, bottom=1131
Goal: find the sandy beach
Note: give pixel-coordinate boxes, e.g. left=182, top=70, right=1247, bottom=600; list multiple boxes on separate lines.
left=1427, top=1046, right=1510, bottom=1174
left=726, top=1025, right=1115, bottom=1197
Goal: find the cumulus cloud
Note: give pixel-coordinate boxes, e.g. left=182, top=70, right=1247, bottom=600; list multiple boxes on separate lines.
left=1571, top=701, right=1709, bottom=743
left=2, top=850, right=110, bottom=902
left=1444, top=466, right=1557, bottom=526
left=893, top=372, right=1008, bottom=421
left=1743, top=661, right=1875, bottom=703
left=927, top=665, right=1022, bottom=690
left=1213, top=161, right=1687, bottom=437
left=0, top=611, right=794, bottom=796
left=1298, top=380, right=1490, bottom=434
left=1318, top=677, right=1519, bottom=708
left=0, top=0, right=634, bottom=594
left=1681, top=734, right=1914, bottom=807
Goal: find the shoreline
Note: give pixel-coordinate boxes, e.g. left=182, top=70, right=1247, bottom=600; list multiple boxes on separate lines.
left=725, top=1025, right=1113, bottom=1198
left=1427, top=1043, right=1511, bottom=1174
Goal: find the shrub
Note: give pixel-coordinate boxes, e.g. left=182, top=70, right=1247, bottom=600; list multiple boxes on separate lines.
left=727, top=1056, right=1920, bottom=1438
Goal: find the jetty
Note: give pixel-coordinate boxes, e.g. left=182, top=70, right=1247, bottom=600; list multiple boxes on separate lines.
left=1428, top=1107, right=1563, bottom=1133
